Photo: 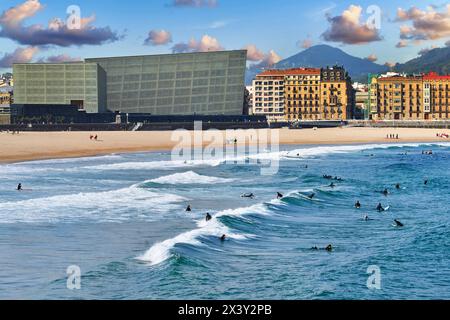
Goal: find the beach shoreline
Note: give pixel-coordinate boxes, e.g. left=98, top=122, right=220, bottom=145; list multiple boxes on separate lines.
left=1, top=127, right=448, bottom=164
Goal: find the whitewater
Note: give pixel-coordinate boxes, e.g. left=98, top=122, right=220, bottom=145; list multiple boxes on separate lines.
left=0, top=142, right=449, bottom=299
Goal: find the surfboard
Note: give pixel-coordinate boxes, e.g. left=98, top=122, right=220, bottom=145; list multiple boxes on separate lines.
left=384, top=206, right=390, bottom=211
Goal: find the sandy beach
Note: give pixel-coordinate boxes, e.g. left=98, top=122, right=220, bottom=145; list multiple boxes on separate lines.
left=0, top=127, right=448, bottom=164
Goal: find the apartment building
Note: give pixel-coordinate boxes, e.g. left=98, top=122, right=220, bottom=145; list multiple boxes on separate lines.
left=253, top=66, right=354, bottom=122
left=423, top=73, right=450, bottom=120
left=0, top=87, right=12, bottom=124
left=370, top=72, right=449, bottom=120
left=252, top=70, right=286, bottom=122
left=284, top=69, right=321, bottom=121
left=320, top=66, right=353, bottom=120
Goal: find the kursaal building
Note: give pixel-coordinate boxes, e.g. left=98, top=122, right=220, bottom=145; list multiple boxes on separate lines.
left=13, top=50, right=247, bottom=115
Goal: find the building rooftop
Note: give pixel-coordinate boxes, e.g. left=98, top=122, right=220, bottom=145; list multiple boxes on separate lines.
left=378, top=75, right=423, bottom=81
left=257, top=68, right=321, bottom=77
left=423, top=72, right=450, bottom=80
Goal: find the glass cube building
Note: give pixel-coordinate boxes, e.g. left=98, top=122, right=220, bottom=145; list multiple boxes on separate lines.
left=85, top=50, right=247, bottom=115
left=12, top=50, right=247, bottom=115
left=13, top=62, right=107, bottom=113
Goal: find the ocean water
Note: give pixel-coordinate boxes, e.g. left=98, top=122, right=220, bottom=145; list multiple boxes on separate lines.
left=0, top=142, right=449, bottom=300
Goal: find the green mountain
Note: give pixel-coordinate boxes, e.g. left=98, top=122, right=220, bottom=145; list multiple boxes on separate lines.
left=395, top=46, right=450, bottom=75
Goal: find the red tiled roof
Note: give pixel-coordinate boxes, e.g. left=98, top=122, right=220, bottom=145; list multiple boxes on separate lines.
left=423, top=72, right=450, bottom=80
left=257, top=68, right=321, bottom=77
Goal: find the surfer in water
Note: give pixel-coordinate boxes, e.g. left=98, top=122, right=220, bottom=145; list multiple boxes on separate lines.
left=241, top=193, right=255, bottom=199
left=424, top=179, right=428, bottom=185
left=329, top=182, right=335, bottom=188
left=394, top=219, right=404, bottom=227
left=325, top=244, right=333, bottom=252
left=220, top=234, right=226, bottom=241
left=277, top=192, right=283, bottom=199
left=186, top=205, right=192, bottom=212
left=355, top=201, right=361, bottom=209
left=376, top=203, right=385, bottom=212
left=307, top=193, right=315, bottom=199
left=395, top=183, right=401, bottom=190
left=382, top=188, right=389, bottom=196
left=205, top=213, right=212, bottom=222
left=364, top=215, right=370, bottom=221
left=17, top=183, right=22, bottom=191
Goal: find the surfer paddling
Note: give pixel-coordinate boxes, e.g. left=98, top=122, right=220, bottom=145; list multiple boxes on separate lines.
left=376, top=203, right=388, bottom=212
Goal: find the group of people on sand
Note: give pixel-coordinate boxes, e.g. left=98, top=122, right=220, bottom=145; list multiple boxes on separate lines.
left=386, top=133, right=399, bottom=140
left=436, top=133, right=449, bottom=138
left=89, top=134, right=99, bottom=141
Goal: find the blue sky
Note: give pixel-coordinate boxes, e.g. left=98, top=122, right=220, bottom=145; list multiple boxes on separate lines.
left=1, top=0, right=449, bottom=72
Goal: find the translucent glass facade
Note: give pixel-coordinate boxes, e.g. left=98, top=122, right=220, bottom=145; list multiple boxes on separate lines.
left=86, top=50, right=246, bottom=115
left=13, top=63, right=106, bottom=113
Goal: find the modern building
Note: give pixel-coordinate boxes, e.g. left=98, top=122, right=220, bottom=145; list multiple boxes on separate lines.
left=369, top=72, right=449, bottom=120
left=85, top=50, right=246, bottom=115
left=13, top=62, right=106, bottom=113
left=253, top=66, right=354, bottom=121
left=252, top=70, right=286, bottom=122
left=12, top=50, right=247, bottom=116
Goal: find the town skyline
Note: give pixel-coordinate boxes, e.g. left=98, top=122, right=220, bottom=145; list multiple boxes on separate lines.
left=1, top=0, right=450, bottom=73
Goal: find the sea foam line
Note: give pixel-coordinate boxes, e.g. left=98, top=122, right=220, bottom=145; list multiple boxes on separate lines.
left=137, top=203, right=270, bottom=266
left=146, top=171, right=234, bottom=185
left=0, top=183, right=187, bottom=224
left=136, top=191, right=306, bottom=266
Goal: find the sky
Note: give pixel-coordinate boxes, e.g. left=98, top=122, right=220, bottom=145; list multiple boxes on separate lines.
left=1, top=0, right=450, bottom=72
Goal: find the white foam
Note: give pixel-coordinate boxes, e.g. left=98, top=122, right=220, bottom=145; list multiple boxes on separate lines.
left=0, top=184, right=187, bottom=224
left=85, top=159, right=222, bottom=171
left=138, top=203, right=268, bottom=266
left=284, top=142, right=450, bottom=159
left=148, top=171, right=234, bottom=185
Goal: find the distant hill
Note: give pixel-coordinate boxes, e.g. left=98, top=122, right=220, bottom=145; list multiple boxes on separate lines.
left=245, top=45, right=388, bottom=84
left=394, top=46, right=450, bottom=75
